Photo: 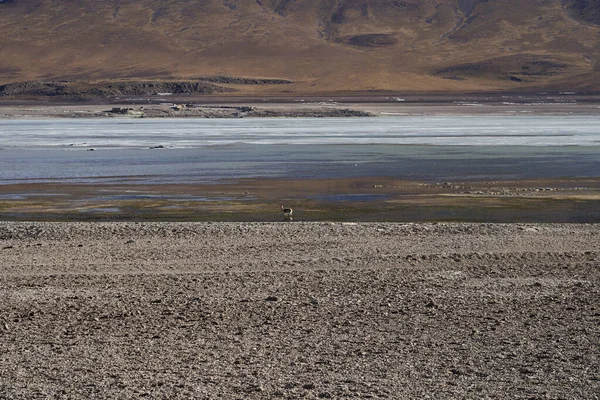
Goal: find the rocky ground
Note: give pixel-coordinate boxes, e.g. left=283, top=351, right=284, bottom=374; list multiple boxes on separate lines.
left=0, top=222, right=598, bottom=398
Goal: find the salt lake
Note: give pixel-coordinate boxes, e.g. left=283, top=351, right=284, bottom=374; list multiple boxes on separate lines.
left=0, top=116, right=599, bottom=184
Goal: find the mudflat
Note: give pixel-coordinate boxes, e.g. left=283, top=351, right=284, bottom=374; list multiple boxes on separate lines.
left=2, top=177, right=600, bottom=223
left=1, top=221, right=598, bottom=398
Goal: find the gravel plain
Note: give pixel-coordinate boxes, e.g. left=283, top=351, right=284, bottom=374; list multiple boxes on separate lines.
left=1, top=222, right=599, bottom=399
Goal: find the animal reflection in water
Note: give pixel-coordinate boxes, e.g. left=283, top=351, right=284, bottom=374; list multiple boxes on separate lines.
left=281, top=205, right=293, bottom=221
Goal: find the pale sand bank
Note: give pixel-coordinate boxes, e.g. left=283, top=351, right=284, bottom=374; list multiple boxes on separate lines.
left=1, top=99, right=600, bottom=118
left=1, top=222, right=598, bottom=398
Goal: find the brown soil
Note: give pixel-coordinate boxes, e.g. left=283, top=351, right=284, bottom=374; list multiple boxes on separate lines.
left=0, top=221, right=598, bottom=398
left=1, top=0, right=599, bottom=93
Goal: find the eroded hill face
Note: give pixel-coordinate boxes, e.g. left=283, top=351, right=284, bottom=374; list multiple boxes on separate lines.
left=0, top=0, right=599, bottom=93
left=563, top=0, right=600, bottom=26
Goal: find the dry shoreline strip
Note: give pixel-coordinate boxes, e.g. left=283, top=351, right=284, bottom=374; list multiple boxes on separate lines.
left=0, top=221, right=598, bottom=398
left=1, top=102, right=600, bottom=118
left=2, top=93, right=600, bottom=118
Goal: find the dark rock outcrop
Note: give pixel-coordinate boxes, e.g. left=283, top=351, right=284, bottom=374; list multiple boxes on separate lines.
left=0, top=80, right=234, bottom=98
left=563, top=0, right=600, bottom=26
left=195, top=76, right=292, bottom=85
left=341, top=34, right=398, bottom=48
left=435, top=55, right=571, bottom=82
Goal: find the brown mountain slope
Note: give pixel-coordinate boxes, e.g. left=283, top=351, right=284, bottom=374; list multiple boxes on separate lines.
left=0, top=0, right=599, bottom=94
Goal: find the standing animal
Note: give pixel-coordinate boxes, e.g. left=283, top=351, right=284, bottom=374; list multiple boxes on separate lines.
left=281, top=205, right=293, bottom=218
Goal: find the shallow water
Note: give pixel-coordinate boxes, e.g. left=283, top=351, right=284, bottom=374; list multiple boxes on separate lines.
left=1, top=117, right=599, bottom=183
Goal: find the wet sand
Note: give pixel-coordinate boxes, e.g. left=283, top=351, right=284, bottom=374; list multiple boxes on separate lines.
left=1, top=177, right=600, bottom=223
left=0, top=221, right=598, bottom=398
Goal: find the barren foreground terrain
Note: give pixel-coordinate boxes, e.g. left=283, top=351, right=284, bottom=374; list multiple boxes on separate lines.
left=0, top=222, right=598, bottom=398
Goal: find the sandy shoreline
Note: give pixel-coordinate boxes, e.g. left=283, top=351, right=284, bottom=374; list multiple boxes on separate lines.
left=0, top=221, right=598, bottom=398
left=1, top=102, right=599, bottom=118
left=2, top=93, right=600, bottom=118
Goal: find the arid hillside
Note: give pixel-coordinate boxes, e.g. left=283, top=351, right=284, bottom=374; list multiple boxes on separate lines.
left=0, top=0, right=599, bottom=94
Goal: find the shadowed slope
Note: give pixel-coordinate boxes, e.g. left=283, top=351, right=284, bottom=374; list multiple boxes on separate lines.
left=563, top=0, right=600, bottom=26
